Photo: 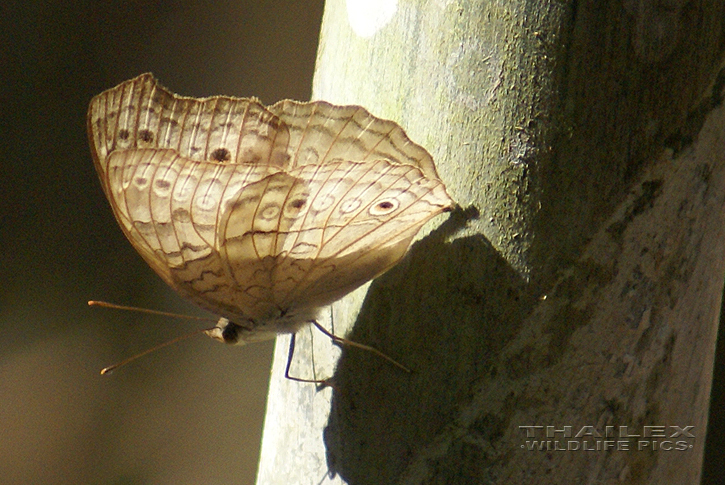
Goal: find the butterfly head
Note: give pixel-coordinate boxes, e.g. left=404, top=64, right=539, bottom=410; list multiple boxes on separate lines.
left=203, top=318, right=279, bottom=345
left=204, top=318, right=245, bottom=345
left=204, top=308, right=318, bottom=345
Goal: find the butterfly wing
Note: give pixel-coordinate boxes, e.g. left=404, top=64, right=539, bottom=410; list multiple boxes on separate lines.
left=87, top=72, right=293, bottom=170
left=218, top=159, right=453, bottom=315
left=88, top=73, right=294, bottom=322
left=89, top=73, right=454, bottom=333
left=100, top=148, right=282, bottom=320
left=269, top=100, right=441, bottom=179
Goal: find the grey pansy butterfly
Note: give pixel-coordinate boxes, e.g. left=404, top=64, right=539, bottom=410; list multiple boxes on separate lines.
left=88, top=73, right=453, bottom=350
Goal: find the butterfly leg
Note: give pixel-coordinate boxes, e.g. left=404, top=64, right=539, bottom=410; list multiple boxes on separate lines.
left=309, top=320, right=411, bottom=373
left=283, top=332, right=335, bottom=389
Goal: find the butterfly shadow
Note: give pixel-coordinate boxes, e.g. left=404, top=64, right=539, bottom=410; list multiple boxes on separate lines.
left=323, top=205, right=538, bottom=484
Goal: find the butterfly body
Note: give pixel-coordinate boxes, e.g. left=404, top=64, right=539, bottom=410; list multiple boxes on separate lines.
left=89, top=74, right=453, bottom=344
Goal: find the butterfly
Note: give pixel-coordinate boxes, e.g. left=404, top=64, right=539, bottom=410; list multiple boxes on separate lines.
left=88, top=73, right=453, bottom=369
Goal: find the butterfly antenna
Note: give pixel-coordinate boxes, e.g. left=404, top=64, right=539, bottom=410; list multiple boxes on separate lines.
left=88, top=300, right=216, bottom=322
left=88, top=300, right=217, bottom=375
left=310, top=320, right=411, bottom=373
left=99, top=328, right=211, bottom=375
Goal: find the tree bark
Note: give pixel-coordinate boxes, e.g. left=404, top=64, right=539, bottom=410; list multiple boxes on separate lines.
left=257, top=1, right=725, bottom=483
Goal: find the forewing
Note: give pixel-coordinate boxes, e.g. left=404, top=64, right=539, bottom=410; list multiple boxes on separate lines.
left=87, top=73, right=293, bottom=174
left=269, top=100, right=441, bottom=179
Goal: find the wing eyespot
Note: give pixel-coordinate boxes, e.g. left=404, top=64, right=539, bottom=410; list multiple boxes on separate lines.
left=196, top=194, right=217, bottom=211
left=339, top=198, right=362, bottom=214
left=369, top=198, right=399, bottom=216
left=211, top=148, right=231, bottom=162
left=310, top=194, right=335, bottom=212
left=154, top=179, right=172, bottom=196
left=284, top=197, right=308, bottom=218
left=289, top=198, right=306, bottom=209
left=259, top=204, right=281, bottom=221
left=138, top=129, right=154, bottom=143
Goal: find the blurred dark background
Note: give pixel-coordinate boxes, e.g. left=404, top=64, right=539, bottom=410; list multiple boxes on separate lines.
left=0, top=1, right=323, bottom=483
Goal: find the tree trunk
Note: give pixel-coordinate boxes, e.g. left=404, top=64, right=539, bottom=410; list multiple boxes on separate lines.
left=257, top=1, right=725, bottom=483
